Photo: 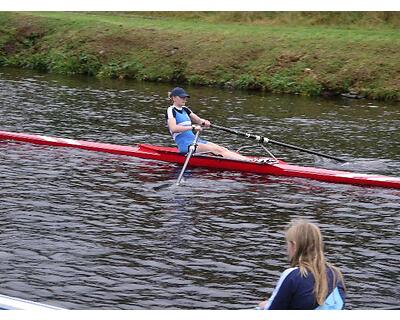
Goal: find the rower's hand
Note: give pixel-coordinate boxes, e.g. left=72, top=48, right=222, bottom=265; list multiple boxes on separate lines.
left=192, top=124, right=203, bottom=132
left=258, top=300, right=267, bottom=309
left=201, top=119, right=211, bottom=128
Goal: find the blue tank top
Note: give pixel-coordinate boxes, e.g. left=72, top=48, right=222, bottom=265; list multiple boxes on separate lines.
left=166, top=106, right=196, bottom=151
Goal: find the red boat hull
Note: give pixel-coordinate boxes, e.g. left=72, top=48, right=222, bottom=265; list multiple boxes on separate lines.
left=1, top=130, right=400, bottom=189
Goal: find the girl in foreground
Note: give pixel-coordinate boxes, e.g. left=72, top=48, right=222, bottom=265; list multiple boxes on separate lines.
left=259, top=219, right=346, bottom=310
left=165, top=87, right=250, bottom=161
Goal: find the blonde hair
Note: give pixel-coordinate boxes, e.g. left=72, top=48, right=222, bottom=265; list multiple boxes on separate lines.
left=168, top=91, right=177, bottom=104
left=285, top=219, right=345, bottom=305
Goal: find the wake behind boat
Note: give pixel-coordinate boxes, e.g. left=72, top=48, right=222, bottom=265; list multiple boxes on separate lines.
left=1, top=130, right=400, bottom=189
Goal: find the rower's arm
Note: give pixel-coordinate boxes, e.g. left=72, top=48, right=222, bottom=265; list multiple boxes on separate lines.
left=190, top=113, right=210, bottom=127
left=167, top=117, right=194, bottom=133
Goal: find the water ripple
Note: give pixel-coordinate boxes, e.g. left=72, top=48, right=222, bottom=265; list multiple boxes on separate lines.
left=0, top=68, right=399, bottom=310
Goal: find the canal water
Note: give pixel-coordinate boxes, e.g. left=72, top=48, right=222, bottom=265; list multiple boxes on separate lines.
left=0, top=67, right=399, bottom=309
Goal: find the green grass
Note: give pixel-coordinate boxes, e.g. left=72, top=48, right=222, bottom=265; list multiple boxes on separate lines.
left=0, top=12, right=399, bottom=100
left=24, top=12, right=400, bottom=42
left=136, top=12, right=400, bottom=28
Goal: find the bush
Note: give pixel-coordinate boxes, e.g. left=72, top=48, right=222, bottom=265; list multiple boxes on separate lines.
left=235, top=74, right=259, bottom=89
left=49, top=52, right=101, bottom=75
left=98, top=60, right=144, bottom=79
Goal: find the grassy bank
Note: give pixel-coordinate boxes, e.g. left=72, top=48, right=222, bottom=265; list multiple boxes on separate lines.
left=0, top=12, right=399, bottom=100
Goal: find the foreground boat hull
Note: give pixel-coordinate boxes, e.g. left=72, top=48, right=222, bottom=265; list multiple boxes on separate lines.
left=0, top=293, right=62, bottom=310
left=1, top=130, right=400, bottom=189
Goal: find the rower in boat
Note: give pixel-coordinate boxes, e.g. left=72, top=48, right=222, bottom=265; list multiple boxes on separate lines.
left=258, top=219, right=346, bottom=310
left=165, top=87, right=250, bottom=161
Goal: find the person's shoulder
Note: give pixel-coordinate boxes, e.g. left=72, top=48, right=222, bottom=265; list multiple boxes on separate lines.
left=327, top=264, right=345, bottom=287
left=270, top=267, right=300, bottom=301
left=282, top=267, right=310, bottom=286
left=326, top=264, right=343, bottom=281
left=279, top=267, right=300, bottom=283
left=166, top=106, right=176, bottom=118
left=282, top=267, right=299, bottom=276
left=182, top=106, right=192, bottom=113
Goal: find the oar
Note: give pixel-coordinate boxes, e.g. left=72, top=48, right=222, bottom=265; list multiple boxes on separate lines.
left=211, top=123, right=346, bottom=163
left=176, top=130, right=201, bottom=185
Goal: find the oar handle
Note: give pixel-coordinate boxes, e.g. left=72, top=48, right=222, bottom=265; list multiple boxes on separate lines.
left=211, top=123, right=346, bottom=163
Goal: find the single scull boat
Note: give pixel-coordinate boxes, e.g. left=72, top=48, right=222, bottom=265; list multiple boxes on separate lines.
left=1, top=130, right=399, bottom=189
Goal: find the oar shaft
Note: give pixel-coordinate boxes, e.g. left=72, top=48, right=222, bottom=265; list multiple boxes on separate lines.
left=211, top=124, right=346, bottom=163
left=268, top=138, right=345, bottom=162
left=211, top=124, right=267, bottom=142
left=176, top=130, right=201, bottom=185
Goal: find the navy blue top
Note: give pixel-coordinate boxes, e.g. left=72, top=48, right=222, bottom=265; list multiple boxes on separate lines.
left=264, top=266, right=346, bottom=310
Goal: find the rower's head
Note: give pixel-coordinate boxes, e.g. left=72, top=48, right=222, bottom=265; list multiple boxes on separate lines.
left=168, top=87, right=190, bottom=107
left=285, top=219, right=325, bottom=266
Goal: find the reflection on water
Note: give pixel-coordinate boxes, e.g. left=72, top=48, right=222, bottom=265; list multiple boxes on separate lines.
left=0, top=67, right=399, bottom=309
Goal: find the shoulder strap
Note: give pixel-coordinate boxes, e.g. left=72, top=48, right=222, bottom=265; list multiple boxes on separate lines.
left=315, top=287, right=344, bottom=310
left=166, top=106, right=177, bottom=120
left=182, top=106, right=192, bottom=115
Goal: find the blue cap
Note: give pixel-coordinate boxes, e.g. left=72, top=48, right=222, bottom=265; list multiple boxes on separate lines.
left=170, top=87, right=190, bottom=98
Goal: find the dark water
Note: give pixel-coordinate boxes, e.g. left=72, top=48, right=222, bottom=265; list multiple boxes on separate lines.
left=0, top=68, right=399, bottom=310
